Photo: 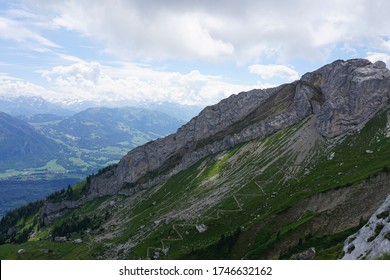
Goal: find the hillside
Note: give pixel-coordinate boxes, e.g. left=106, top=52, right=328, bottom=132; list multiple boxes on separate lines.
left=39, top=106, right=184, bottom=149
left=0, top=112, right=60, bottom=170
left=27, top=106, right=185, bottom=173
left=0, top=107, right=185, bottom=177
left=0, top=59, right=389, bottom=260
left=0, top=107, right=184, bottom=218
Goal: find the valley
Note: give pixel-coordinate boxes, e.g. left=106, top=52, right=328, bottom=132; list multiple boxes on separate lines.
left=0, top=106, right=187, bottom=216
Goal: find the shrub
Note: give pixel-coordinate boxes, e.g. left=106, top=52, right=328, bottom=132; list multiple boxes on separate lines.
left=376, top=211, right=389, bottom=220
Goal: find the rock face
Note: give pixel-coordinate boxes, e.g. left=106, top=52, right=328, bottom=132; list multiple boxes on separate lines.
left=42, top=59, right=390, bottom=220
left=342, top=194, right=390, bottom=260
left=302, top=59, right=390, bottom=137
left=54, top=236, right=67, bottom=242
left=95, top=59, right=390, bottom=193
left=290, top=247, right=316, bottom=260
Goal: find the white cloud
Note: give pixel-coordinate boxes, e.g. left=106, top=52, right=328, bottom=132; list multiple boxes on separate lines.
left=248, top=64, right=299, bottom=81
left=57, top=53, right=86, bottom=64
left=0, top=17, right=59, bottom=48
left=0, top=73, right=22, bottom=81
left=36, top=61, right=255, bottom=106
left=3, top=1, right=390, bottom=108
left=29, top=0, right=390, bottom=62
left=0, top=75, right=54, bottom=97
left=366, top=52, right=390, bottom=66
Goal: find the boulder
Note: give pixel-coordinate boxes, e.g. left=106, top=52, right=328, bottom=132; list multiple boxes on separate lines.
left=54, top=236, right=67, bottom=242
left=290, top=247, right=316, bottom=260
left=17, top=249, right=26, bottom=255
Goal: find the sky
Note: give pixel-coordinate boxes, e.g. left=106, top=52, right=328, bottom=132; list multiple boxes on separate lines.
left=1, top=0, right=390, bottom=107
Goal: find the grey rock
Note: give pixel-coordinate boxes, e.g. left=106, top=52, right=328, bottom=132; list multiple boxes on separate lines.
left=73, top=238, right=83, bottom=244
left=290, top=247, right=316, bottom=260
left=342, top=194, right=390, bottom=259
left=195, top=224, right=208, bottom=233
left=54, top=236, right=67, bottom=242
left=7, top=227, right=17, bottom=236
left=308, top=59, right=390, bottom=137
left=17, top=249, right=26, bottom=255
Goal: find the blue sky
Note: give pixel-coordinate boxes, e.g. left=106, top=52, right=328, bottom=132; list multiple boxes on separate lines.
left=1, top=0, right=390, bottom=106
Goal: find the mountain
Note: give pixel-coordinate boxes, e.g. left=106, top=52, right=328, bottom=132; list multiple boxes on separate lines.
left=27, top=107, right=185, bottom=173
left=142, top=102, right=203, bottom=121
left=0, top=107, right=185, bottom=218
left=0, top=112, right=76, bottom=218
left=0, top=106, right=185, bottom=175
left=0, top=96, right=74, bottom=117
left=0, top=95, right=202, bottom=122
left=42, top=106, right=185, bottom=149
left=19, top=114, right=66, bottom=123
left=0, top=112, right=60, bottom=170
left=0, top=59, right=389, bottom=260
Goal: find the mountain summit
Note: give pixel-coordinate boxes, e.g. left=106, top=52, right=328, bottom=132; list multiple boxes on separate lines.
left=1, top=59, right=390, bottom=260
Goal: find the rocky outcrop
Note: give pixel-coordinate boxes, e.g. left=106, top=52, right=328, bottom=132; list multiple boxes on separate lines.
left=290, top=247, right=316, bottom=260
left=303, top=59, right=390, bottom=137
left=98, top=59, right=390, bottom=192
left=41, top=199, right=89, bottom=224
left=342, top=194, right=390, bottom=260
left=89, top=84, right=302, bottom=197
left=42, top=59, right=390, bottom=220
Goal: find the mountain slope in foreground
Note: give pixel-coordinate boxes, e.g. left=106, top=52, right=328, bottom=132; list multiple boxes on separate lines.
left=0, top=59, right=390, bottom=260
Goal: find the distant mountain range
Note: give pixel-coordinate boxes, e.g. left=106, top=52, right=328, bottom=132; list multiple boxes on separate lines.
left=0, top=94, right=200, bottom=216
left=0, top=106, right=186, bottom=175
left=40, top=106, right=184, bottom=148
left=0, top=95, right=201, bottom=176
left=0, top=95, right=202, bottom=121
left=0, top=96, right=75, bottom=117
left=0, top=106, right=186, bottom=216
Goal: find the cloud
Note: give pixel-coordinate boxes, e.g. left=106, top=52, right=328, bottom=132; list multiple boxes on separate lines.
left=0, top=75, right=53, bottom=97
left=0, top=73, right=22, bottom=81
left=3, top=1, right=390, bottom=108
left=30, top=0, right=390, bottom=62
left=248, top=64, right=299, bottom=81
left=0, top=17, right=59, bottom=48
left=366, top=52, right=390, bottom=66
left=36, top=61, right=255, bottom=105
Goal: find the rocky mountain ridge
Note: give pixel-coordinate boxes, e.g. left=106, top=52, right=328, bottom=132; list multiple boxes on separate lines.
left=94, top=59, right=390, bottom=194
left=41, top=59, right=390, bottom=223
